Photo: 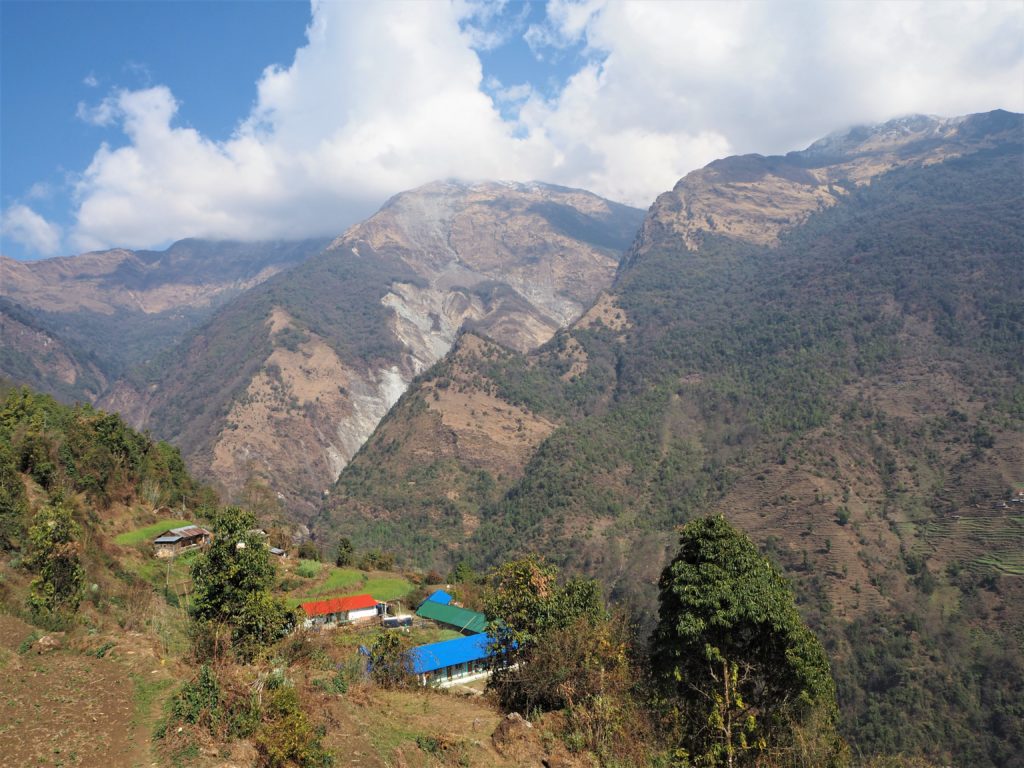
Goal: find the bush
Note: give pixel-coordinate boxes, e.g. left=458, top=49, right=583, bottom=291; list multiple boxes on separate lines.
left=172, top=665, right=222, bottom=728
left=296, top=559, right=321, bottom=579
left=232, top=592, right=297, bottom=662
left=254, top=685, right=332, bottom=767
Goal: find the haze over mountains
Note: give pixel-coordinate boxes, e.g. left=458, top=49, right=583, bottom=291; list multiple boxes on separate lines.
left=2, top=181, right=643, bottom=518
left=0, top=238, right=329, bottom=399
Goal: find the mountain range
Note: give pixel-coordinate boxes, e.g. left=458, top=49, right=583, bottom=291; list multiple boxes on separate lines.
left=2, top=182, right=643, bottom=520
left=2, top=109, right=1021, bottom=763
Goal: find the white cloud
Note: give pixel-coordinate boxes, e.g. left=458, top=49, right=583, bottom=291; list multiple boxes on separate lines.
left=70, top=1, right=558, bottom=251
left=66, top=0, right=1024, bottom=252
left=531, top=0, right=1024, bottom=160
left=1, top=204, right=63, bottom=256
left=26, top=182, right=53, bottom=201
left=83, top=72, right=99, bottom=88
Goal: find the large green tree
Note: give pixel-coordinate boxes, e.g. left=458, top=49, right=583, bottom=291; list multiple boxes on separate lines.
left=651, top=515, right=845, bottom=767
left=190, top=506, right=294, bottom=658
left=484, top=556, right=608, bottom=711
left=0, top=442, right=28, bottom=551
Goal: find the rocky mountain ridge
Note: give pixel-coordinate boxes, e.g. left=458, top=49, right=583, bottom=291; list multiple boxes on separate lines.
left=113, top=181, right=643, bottom=517
left=0, top=238, right=329, bottom=396
left=625, top=109, right=1022, bottom=263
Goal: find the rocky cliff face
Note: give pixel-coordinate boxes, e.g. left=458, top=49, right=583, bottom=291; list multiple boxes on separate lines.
left=128, top=181, right=644, bottom=516
left=351, top=180, right=639, bottom=361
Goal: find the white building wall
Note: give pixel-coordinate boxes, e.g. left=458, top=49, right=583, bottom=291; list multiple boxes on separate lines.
left=348, top=607, right=379, bottom=622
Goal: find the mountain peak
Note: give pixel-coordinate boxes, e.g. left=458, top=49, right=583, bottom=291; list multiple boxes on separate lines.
left=626, top=108, right=1022, bottom=258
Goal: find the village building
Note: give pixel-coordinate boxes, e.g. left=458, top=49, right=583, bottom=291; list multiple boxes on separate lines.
left=301, top=594, right=380, bottom=629
left=424, top=588, right=452, bottom=605
left=408, top=633, right=501, bottom=687
left=152, top=525, right=213, bottom=558
left=268, top=546, right=288, bottom=558
left=415, top=598, right=488, bottom=634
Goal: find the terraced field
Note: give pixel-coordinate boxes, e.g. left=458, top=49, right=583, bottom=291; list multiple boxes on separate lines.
left=922, top=514, right=1024, bottom=575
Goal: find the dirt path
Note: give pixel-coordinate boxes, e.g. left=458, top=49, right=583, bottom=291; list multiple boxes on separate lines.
left=0, top=614, right=155, bottom=768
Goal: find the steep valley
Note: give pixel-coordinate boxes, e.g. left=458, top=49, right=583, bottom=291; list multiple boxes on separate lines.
left=0, top=238, right=330, bottom=400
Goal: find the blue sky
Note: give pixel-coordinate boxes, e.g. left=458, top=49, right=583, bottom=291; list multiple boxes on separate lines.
left=2, top=0, right=1021, bottom=260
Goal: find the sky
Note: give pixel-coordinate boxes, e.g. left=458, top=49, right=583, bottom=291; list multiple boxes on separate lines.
left=1, top=0, right=1022, bottom=260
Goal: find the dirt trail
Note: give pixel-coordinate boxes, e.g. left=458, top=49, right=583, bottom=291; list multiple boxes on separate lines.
left=0, top=614, right=154, bottom=768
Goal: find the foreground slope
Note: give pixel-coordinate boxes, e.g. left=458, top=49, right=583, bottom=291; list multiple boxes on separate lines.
left=324, top=110, right=1024, bottom=764
left=123, top=181, right=643, bottom=517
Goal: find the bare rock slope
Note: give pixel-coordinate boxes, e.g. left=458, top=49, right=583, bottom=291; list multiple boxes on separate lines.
left=128, top=181, right=643, bottom=516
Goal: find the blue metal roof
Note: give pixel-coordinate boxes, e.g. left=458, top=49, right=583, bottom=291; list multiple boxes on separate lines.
left=425, top=589, right=452, bottom=605
left=407, top=633, right=496, bottom=675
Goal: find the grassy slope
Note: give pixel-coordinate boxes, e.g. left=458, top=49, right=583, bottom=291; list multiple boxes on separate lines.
left=114, top=518, right=193, bottom=545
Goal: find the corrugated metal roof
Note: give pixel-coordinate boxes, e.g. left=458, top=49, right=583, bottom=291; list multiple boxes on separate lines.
left=302, top=593, right=378, bottom=618
left=408, top=633, right=496, bottom=674
left=154, top=525, right=211, bottom=543
left=425, top=589, right=452, bottom=605
left=415, top=601, right=488, bottom=633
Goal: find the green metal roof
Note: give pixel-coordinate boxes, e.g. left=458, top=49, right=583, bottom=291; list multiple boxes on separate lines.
left=415, top=600, right=488, bottom=634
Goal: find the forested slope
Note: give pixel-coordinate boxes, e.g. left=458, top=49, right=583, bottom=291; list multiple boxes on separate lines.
left=323, top=111, right=1024, bottom=764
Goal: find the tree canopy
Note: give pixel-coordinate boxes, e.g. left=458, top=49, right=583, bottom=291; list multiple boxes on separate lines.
left=190, top=506, right=294, bottom=659
left=651, top=515, right=844, bottom=767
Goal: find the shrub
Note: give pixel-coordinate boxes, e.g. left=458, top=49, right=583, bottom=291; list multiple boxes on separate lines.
left=172, top=665, right=222, bottom=728
left=254, top=685, right=332, bottom=767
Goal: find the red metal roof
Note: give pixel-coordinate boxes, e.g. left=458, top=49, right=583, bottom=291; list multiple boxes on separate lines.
left=301, top=593, right=378, bottom=618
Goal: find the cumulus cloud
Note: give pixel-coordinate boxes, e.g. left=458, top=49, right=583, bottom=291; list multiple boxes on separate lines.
left=1, top=204, right=63, bottom=255
left=66, top=0, right=1024, bottom=252
left=70, top=1, right=556, bottom=251
left=527, top=0, right=1024, bottom=159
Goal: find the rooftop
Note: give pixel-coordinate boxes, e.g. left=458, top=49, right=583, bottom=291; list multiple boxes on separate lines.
left=301, top=593, right=378, bottom=618
left=415, top=600, right=487, bottom=633
left=425, top=589, right=452, bottom=605
left=407, top=633, right=496, bottom=675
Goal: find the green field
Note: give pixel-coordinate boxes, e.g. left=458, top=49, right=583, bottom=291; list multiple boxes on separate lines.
left=285, top=567, right=414, bottom=606
left=975, top=552, right=1024, bottom=576
left=363, top=576, right=414, bottom=602
left=114, top=519, right=192, bottom=546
